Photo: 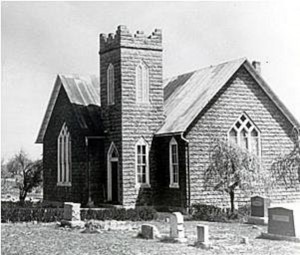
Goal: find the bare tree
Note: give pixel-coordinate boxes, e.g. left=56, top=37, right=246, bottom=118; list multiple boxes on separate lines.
left=205, top=139, right=271, bottom=212
left=271, top=128, right=300, bottom=187
left=7, top=150, right=43, bottom=205
left=6, top=155, right=22, bottom=177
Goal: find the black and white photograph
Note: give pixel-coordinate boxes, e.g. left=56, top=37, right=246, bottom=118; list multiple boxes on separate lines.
left=1, top=1, right=300, bottom=254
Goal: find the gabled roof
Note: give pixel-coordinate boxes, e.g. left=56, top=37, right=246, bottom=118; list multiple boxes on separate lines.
left=37, top=58, right=299, bottom=142
left=157, top=58, right=300, bottom=135
left=36, top=74, right=100, bottom=143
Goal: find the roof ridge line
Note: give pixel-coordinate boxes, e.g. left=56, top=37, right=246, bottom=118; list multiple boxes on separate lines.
left=163, top=57, right=247, bottom=84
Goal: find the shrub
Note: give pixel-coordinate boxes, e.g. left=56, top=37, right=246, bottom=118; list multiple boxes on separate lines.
left=1, top=207, right=64, bottom=223
left=136, top=207, right=157, bottom=221
left=81, top=207, right=157, bottom=221
left=191, top=203, right=249, bottom=222
left=1, top=202, right=157, bottom=223
left=1, top=201, right=62, bottom=208
left=237, top=203, right=251, bottom=217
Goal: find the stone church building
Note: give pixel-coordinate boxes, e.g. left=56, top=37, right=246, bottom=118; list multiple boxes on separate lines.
left=36, top=25, right=300, bottom=209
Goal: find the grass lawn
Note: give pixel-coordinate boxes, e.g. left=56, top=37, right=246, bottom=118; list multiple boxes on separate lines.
left=2, top=220, right=300, bottom=255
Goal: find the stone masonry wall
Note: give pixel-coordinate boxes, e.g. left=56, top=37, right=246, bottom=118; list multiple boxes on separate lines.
left=43, top=86, right=88, bottom=204
left=100, top=46, right=123, bottom=204
left=99, top=26, right=164, bottom=207
left=121, top=46, right=164, bottom=207
left=186, top=66, right=300, bottom=208
left=154, top=135, right=187, bottom=208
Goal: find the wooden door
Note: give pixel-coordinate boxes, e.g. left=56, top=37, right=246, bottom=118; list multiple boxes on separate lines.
left=111, top=161, right=118, bottom=203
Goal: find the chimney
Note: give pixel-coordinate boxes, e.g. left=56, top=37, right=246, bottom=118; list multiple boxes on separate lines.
left=252, top=61, right=261, bottom=74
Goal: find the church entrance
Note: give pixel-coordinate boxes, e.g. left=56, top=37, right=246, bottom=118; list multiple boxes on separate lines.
left=111, top=161, right=118, bottom=203
left=107, top=143, right=119, bottom=204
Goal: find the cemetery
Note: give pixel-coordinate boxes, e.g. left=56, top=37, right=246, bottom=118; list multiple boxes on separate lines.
left=2, top=198, right=300, bottom=254
left=2, top=4, right=300, bottom=254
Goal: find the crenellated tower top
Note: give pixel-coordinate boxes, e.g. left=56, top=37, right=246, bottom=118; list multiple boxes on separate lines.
left=99, top=25, right=162, bottom=54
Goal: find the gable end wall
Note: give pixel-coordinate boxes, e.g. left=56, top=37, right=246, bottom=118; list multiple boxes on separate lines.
left=43, top=87, right=88, bottom=204
left=186, top=66, right=300, bottom=207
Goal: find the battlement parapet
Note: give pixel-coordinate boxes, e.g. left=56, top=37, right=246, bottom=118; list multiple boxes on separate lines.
left=100, top=25, right=162, bottom=54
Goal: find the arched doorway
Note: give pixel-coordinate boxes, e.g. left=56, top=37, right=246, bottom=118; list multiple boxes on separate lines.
left=107, top=142, right=119, bottom=203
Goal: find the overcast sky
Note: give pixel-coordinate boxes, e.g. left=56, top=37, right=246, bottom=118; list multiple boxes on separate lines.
left=2, top=1, right=300, bottom=160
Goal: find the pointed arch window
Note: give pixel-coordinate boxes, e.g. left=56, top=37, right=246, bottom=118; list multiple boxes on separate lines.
left=136, top=61, right=149, bottom=103
left=57, top=123, right=71, bottom=186
left=135, top=137, right=150, bottom=187
left=107, top=64, right=115, bottom=105
left=169, top=137, right=179, bottom=188
left=228, top=113, right=261, bottom=157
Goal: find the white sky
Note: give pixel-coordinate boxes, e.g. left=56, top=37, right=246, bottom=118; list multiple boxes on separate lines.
left=1, top=1, right=300, bottom=161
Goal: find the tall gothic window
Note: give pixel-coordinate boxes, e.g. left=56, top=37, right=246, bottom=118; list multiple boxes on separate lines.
left=169, top=137, right=179, bottom=188
left=136, top=137, right=150, bottom=186
left=228, top=113, right=261, bottom=157
left=57, top=123, right=71, bottom=185
left=107, top=64, right=115, bottom=105
left=136, top=61, right=149, bottom=103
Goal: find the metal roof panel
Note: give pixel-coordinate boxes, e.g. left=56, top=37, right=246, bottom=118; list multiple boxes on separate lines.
left=158, top=58, right=246, bottom=134
left=36, top=74, right=101, bottom=143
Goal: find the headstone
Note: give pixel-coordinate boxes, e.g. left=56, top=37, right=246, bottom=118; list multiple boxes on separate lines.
left=268, top=207, right=299, bottom=238
left=170, top=212, right=187, bottom=242
left=251, top=196, right=270, bottom=217
left=248, top=196, right=270, bottom=225
left=241, top=236, right=249, bottom=244
left=61, top=202, right=84, bottom=228
left=141, top=224, right=160, bottom=239
left=63, top=202, right=81, bottom=221
left=197, top=224, right=209, bottom=244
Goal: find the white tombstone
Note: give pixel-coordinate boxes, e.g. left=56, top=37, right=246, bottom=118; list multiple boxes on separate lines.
left=61, top=202, right=84, bottom=228
left=170, top=212, right=186, bottom=242
left=197, top=224, right=209, bottom=244
left=64, top=202, right=81, bottom=221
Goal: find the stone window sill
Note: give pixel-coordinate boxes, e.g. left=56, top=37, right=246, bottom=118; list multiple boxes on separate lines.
left=135, top=183, right=151, bottom=189
left=169, top=183, right=179, bottom=189
left=57, top=182, right=72, bottom=187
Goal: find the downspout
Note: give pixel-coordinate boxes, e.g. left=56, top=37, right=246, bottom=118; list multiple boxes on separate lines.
left=294, top=127, right=300, bottom=145
left=181, top=132, right=191, bottom=214
left=85, top=137, right=93, bottom=207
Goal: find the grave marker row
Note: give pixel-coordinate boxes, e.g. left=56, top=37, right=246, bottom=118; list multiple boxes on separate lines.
left=140, top=212, right=210, bottom=245
left=248, top=196, right=300, bottom=240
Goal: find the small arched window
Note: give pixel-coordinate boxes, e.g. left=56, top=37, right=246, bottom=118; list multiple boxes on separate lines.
left=136, top=61, right=149, bottom=103
left=135, top=137, right=150, bottom=187
left=57, top=123, right=71, bottom=186
left=107, top=64, right=115, bottom=105
left=169, top=137, right=179, bottom=188
left=228, top=113, right=261, bottom=157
